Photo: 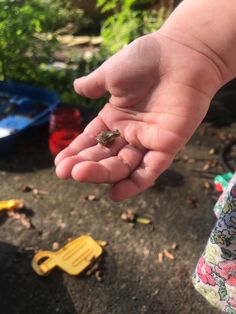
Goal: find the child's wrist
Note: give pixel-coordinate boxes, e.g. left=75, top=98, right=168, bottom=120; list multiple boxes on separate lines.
left=157, top=27, right=226, bottom=89
left=159, top=0, right=236, bottom=85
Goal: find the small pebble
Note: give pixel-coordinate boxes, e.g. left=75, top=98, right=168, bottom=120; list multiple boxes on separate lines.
left=52, top=242, right=60, bottom=250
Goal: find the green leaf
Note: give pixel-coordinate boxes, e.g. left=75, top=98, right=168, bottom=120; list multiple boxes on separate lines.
left=218, top=286, right=228, bottom=301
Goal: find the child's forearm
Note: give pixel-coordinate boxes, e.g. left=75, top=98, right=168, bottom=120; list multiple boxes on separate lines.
left=159, top=0, right=236, bottom=84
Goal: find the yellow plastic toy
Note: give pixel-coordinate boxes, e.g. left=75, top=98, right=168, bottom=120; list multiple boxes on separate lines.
left=0, top=200, right=24, bottom=211
left=32, top=235, right=103, bottom=276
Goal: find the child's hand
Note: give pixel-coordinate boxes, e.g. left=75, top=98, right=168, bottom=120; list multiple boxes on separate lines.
left=55, top=32, right=223, bottom=201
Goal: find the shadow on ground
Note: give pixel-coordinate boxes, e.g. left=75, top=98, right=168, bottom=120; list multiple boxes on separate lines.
left=0, top=242, right=77, bottom=314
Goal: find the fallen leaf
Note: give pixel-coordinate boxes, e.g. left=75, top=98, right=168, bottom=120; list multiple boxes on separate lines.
left=171, top=243, right=178, bottom=250
left=52, top=242, right=60, bottom=250
left=97, top=240, right=108, bottom=247
left=163, top=249, right=175, bottom=260
left=84, top=194, right=99, bottom=201
left=143, top=247, right=150, bottom=256
left=182, top=155, right=189, bottom=162
left=136, top=217, right=152, bottom=225
left=202, top=161, right=210, bottom=171
left=95, top=270, right=102, bottom=282
left=152, top=289, right=160, bottom=296
left=157, top=252, right=164, bottom=263
left=202, top=181, right=211, bottom=190
left=209, top=148, right=216, bottom=155
left=32, top=188, right=48, bottom=196
left=7, top=210, right=33, bottom=229
left=21, top=185, right=48, bottom=197
left=86, top=257, right=101, bottom=276
left=120, top=209, right=136, bottom=223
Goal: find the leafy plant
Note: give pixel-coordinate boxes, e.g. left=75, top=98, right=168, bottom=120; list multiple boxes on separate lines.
left=42, top=0, right=90, bottom=33
left=0, top=0, right=57, bottom=80
left=97, top=0, right=174, bottom=55
left=0, top=0, right=89, bottom=81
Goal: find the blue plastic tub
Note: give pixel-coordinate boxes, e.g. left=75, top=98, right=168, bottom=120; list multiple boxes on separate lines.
left=0, top=81, right=60, bottom=153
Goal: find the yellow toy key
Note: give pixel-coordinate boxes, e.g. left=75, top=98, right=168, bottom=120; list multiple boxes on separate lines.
left=0, top=200, right=24, bottom=211
left=32, top=235, right=103, bottom=276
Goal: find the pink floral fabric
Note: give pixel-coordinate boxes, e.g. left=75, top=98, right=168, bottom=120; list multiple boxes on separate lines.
left=193, top=173, right=236, bottom=313
left=197, top=256, right=216, bottom=286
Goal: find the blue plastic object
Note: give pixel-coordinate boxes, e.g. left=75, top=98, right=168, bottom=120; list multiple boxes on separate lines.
left=0, top=81, right=60, bottom=152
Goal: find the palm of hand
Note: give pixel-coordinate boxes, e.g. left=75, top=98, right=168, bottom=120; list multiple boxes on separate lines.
left=55, top=33, right=221, bottom=201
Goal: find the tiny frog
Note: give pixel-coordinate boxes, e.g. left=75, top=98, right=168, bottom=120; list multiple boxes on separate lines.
left=96, top=129, right=120, bottom=147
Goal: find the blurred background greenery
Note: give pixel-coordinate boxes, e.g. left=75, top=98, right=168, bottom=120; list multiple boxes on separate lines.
left=0, top=0, right=174, bottom=110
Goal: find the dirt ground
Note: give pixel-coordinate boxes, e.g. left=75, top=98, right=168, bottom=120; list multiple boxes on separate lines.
left=0, top=109, right=235, bottom=314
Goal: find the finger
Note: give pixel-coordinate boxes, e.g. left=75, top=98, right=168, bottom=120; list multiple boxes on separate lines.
left=56, top=135, right=127, bottom=179
left=74, top=66, right=107, bottom=99
left=109, top=150, right=174, bottom=201
left=55, top=116, right=109, bottom=166
left=71, top=145, right=144, bottom=183
left=54, top=133, right=97, bottom=168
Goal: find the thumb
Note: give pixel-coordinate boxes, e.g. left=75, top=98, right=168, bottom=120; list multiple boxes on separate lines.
left=73, top=66, right=107, bottom=99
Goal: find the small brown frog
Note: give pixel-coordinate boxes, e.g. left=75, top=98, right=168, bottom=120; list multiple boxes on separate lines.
left=96, top=129, right=120, bottom=147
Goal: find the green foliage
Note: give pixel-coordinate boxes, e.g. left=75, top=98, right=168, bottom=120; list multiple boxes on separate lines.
left=0, top=0, right=98, bottom=109
left=97, top=0, right=174, bottom=55
left=0, top=0, right=89, bottom=81
left=142, top=6, right=173, bottom=34
left=42, top=0, right=89, bottom=32
left=0, top=0, right=174, bottom=111
left=0, top=0, right=59, bottom=80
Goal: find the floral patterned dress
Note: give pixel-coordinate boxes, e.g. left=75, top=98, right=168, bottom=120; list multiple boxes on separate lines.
left=193, top=173, right=236, bottom=313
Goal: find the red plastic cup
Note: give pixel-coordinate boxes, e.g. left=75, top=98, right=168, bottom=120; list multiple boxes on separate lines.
left=49, top=107, right=83, bottom=156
